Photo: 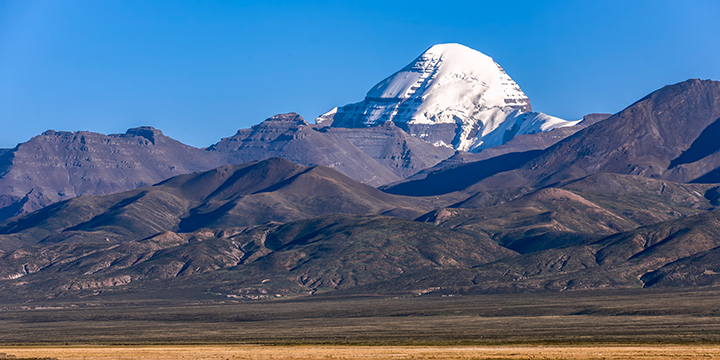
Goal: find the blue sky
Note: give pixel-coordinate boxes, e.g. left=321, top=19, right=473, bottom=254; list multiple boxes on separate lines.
left=1, top=0, right=718, bottom=148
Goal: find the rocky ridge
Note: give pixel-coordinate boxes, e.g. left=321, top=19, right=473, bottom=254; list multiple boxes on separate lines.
left=0, top=127, right=229, bottom=221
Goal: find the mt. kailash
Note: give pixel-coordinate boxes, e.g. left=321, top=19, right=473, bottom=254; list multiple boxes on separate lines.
left=317, top=43, right=580, bottom=152
left=0, top=43, right=592, bottom=221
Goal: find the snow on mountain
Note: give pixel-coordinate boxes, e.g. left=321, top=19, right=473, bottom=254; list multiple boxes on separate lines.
left=316, top=43, right=579, bottom=152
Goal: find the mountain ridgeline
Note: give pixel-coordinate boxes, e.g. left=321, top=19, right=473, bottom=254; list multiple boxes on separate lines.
left=383, top=79, right=720, bottom=195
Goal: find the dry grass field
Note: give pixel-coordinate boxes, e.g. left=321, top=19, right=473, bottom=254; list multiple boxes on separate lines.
left=1, top=288, right=720, bottom=359
left=3, top=345, right=720, bottom=360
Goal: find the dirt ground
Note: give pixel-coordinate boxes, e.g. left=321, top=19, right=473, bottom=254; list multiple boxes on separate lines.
left=2, top=345, right=720, bottom=360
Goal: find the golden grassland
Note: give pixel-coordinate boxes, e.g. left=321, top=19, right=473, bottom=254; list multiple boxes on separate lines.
left=3, top=344, right=720, bottom=360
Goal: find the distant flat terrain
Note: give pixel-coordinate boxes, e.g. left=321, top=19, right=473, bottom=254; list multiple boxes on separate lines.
left=1, top=288, right=719, bottom=346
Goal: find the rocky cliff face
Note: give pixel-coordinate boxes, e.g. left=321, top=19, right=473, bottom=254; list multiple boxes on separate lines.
left=321, top=121, right=456, bottom=179
left=317, top=43, right=579, bottom=152
left=206, top=113, right=403, bottom=186
left=0, top=127, right=229, bottom=221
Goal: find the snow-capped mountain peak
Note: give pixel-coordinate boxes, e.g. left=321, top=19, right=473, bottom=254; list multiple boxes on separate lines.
left=366, top=43, right=530, bottom=110
left=316, top=43, right=579, bottom=152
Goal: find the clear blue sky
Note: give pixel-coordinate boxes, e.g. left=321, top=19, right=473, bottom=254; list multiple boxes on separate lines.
left=1, top=0, right=718, bottom=148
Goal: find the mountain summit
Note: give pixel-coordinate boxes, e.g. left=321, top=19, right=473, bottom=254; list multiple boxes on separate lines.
left=317, top=43, right=579, bottom=151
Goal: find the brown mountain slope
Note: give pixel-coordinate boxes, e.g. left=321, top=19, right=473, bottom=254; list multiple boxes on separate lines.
left=381, top=150, right=544, bottom=196
left=664, top=116, right=720, bottom=183
left=0, top=158, right=448, bottom=253
left=490, top=79, right=720, bottom=188
left=173, top=160, right=441, bottom=232
left=214, top=214, right=517, bottom=295
left=21, top=208, right=720, bottom=299
left=641, top=246, right=720, bottom=287
left=0, top=174, right=719, bottom=299
left=556, top=173, right=715, bottom=224
left=0, top=113, right=454, bottom=222
left=421, top=188, right=637, bottom=254
left=383, top=80, right=720, bottom=196
left=352, top=209, right=720, bottom=295
left=418, top=174, right=715, bottom=254
left=0, top=214, right=516, bottom=300
left=593, top=209, right=720, bottom=267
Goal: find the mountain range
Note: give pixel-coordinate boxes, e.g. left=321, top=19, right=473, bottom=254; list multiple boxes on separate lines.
left=0, top=44, right=583, bottom=221
left=0, top=113, right=454, bottom=220
left=1, top=43, right=720, bottom=302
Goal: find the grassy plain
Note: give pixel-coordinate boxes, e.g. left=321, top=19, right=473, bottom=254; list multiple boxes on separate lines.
left=0, top=288, right=719, bottom=358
